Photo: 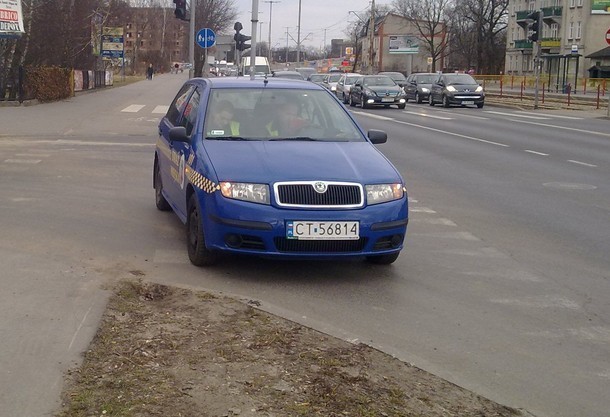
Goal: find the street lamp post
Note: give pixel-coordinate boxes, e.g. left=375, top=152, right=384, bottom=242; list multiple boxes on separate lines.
left=263, top=0, right=281, bottom=63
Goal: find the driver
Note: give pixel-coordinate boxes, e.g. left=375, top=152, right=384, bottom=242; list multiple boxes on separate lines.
left=266, top=101, right=307, bottom=137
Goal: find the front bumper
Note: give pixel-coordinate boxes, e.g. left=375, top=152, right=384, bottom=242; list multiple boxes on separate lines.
left=446, top=93, right=485, bottom=105
left=200, top=191, right=409, bottom=259
left=365, top=95, right=406, bottom=106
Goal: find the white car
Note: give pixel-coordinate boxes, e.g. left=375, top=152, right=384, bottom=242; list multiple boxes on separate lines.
left=335, top=73, right=362, bottom=104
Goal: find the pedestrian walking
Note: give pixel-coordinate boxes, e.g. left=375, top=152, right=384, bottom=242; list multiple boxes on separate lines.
left=147, top=64, right=154, bottom=80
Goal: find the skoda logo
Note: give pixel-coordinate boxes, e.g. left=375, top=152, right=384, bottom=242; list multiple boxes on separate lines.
left=313, top=181, right=328, bottom=193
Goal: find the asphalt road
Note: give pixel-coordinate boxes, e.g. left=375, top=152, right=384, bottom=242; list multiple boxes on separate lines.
left=0, top=73, right=608, bottom=417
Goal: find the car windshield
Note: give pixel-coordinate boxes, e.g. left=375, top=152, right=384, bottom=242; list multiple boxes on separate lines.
left=415, top=75, right=436, bottom=84
left=274, top=72, right=304, bottom=80
left=309, top=74, right=325, bottom=82
left=384, top=73, right=406, bottom=82
left=363, top=76, right=396, bottom=87
left=204, top=88, right=365, bottom=142
left=345, top=76, right=361, bottom=84
left=328, top=74, right=342, bottom=82
left=443, top=74, right=477, bottom=85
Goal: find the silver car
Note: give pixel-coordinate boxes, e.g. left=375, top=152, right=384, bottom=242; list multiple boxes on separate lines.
left=335, top=73, right=362, bottom=104
left=321, top=72, right=343, bottom=94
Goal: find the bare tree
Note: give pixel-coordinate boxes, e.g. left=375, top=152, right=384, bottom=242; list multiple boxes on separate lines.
left=391, top=0, right=453, bottom=72
left=453, top=0, right=508, bottom=74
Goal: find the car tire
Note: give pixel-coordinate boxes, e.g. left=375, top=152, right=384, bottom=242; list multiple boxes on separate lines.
left=416, top=93, right=423, bottom=104
left=361, top=96, right=368, bottom=109
left=186, top=193, right=218, bottom=266
left=349, top=95, right=355, bottom=107
left=429, top=95, right=435, bottom=106
left=477, top=102, right=484, bottom=108
left=442, top=95, right=450, bottom=108
left=397, top=103, right=406, bottom=109
left=366, top=252, right=400, bottom=265
left=154, top=161, right=171, bottom=211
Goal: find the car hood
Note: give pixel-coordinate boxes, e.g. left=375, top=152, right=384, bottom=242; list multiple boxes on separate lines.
left=203, top=140, right=400, bottom=184
left=366, top=86, right=403, bottom=95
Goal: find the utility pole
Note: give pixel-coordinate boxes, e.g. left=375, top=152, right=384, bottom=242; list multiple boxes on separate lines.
left=285, top=26, right=290, bottom=64
left=368, top=0, right=375, bottom=74
left=249, top=0, right=259, bottom=80
left=296, top=0, right=302, bottom=65
left=263, top=1, right=280, bottom=64
left=189, top=0, right=196, bottom=78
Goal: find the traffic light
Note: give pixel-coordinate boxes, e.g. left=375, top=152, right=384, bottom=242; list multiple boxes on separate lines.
left=233, top=22, right=251, bottom=52
left=174, top=0, right=187, bottom=21
left=526, top=11, right=541, bottom=42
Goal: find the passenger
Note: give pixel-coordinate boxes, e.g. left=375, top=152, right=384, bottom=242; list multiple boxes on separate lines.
left=266, top=101, right=306, bottom=137
left=207, top=100, right=240, bottom=136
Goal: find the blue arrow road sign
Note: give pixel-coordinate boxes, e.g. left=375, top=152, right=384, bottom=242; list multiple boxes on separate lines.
left=196, top=28, right=216, bottom=48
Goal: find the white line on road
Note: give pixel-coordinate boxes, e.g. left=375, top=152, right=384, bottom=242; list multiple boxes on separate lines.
left=485, top=110, right=550, bottom=120
left=434, top=110, right=489, bottom=120
left=508, top=119, right=610, bottom=138
left=524, top=150, right=549, bottom=156
left=352, top=112, right=393, bottom=121
left=3, top=159, right=42, bottom=164
left=515, top=111, right=583, bottom=120
left=402, top=111, right=453, bottom=120
left=568, top=160, right=597, bottom=168
left=152, top=105, right=169, bottom=114
left=121, top=104, right=146, bottom=113
left=393, top=120, right=510, bottom=147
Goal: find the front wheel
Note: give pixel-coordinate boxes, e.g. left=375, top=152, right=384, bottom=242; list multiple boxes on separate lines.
left=366, top=252, right=400, bottom=265
left=477, top=102, right=484, bottom=108
left=154, top=162, right=171, bottom=211
left=349, top=95, right=355, bottom=107
left=361, top=96, right=368, bottom=109
left=429, top=95, right=435, bottom=106
left=186, top=194, right=218, bottom=266
left=397, top=103, right=406, bottom=109
left=442, top=95, right=450, bottom=108
left=416, top=93, right=423, bottom=104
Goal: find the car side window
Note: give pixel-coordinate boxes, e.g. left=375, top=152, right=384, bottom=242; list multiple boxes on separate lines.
left=181, top=88, right=201, bottom=136
left=166, top=84, right=196, bottom=126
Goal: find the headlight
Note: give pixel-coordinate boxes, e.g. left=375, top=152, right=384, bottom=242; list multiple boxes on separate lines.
left=364, top=88, right=375, bottom=96
left=475, top=85, right=483, bottom=92
left=331, top=85, right=337, bottom=91
left=220, top=182, right=270, bottom=204
left=446, top=86, right=457, bottom=92
left=366, top=184, right=404, bottom=205
left=421, top=87, right=429, bottom=93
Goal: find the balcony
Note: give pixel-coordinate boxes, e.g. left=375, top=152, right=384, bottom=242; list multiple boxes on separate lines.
left=516, top=10, right=531, bottom=21
left=541, top=6, right=562, bottom=18
left=514, top=39, right=534, bottom=49
left=540, top=38, right=561, bottom=48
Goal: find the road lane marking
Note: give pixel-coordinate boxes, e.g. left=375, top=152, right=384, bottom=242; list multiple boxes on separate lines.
left=524, top=150, right=549, bottom=156
left=434, top=110, right=489, bottom=120
left=410, top=207, right=437, bottom=213
left=410, top=231, right=480, bottom=241
left=485, top=110, right=550, bottom=120
left=411, top=218, right=457, bottom=226
left=121, top=104, right=146, bottom=113
left=490, top=295, right=580, bottom=309
left=393, top=120, right=509, bottom=147
left=4, top=159, right=42, bottom=164
left=352, top=112, right=393, bottom=121
left=403, top=111, right=453, bottom=120
left=508, top=119, right=610, bottom=138
left=568, top=160, right=597, bottom=168
left=515, top=111, right=583, bottom=120
left=152, top=105, right=169, bottom=114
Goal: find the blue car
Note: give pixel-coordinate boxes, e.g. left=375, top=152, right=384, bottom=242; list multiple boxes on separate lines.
left=154, top=77, right=408, bottom=266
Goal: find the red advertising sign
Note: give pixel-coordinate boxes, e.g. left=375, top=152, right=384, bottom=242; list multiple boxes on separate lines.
left=606, top=28, right=610, bottom=45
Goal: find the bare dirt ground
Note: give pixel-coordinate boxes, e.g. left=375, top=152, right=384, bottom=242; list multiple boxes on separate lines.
left=56, top=280, right=529, bottom=417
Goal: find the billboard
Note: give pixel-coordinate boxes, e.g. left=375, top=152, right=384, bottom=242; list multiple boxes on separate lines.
left=101, top=27, right=124, bottom=60
left=592, top=0, right=610, bottom=14
left=388, top=35, right=419, bottom=54
left=0, top=0, right=25, bottom=37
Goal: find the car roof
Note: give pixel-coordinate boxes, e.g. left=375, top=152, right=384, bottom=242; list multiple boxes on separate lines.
left=194, top=77, right=322, bottom=90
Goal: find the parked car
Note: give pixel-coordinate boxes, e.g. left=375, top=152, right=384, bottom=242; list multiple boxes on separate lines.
left=378, top=71, right=408, bottom=88
left=322, top=72, right=344, bottom=93
left=307, top=73, right=326, bottom=86
left=272, top=70, right=305, bottom=80
left=154, top=77, right=409, bottom=266
left=429, top=73, right=485, bottom=108
left=404, top=73, right=437, bottom=103
left=349, top=75, right=406, bottom=109
left=335, top=73, right=362, bottom=104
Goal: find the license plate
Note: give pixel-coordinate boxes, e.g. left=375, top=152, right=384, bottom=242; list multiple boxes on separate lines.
left=286, top=221, right=359, bottom=240
left=381, top=97, right=394, bottom=102
left=462, top=100, right=474, bottom=105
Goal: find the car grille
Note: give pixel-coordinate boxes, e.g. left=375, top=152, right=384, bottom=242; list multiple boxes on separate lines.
left=274, top=237, right=367, bottom=252
left=275, top=182, right=363, bottom=208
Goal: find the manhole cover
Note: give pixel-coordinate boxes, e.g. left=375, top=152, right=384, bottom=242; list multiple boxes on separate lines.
left=543, top=182, right=597, bottom=190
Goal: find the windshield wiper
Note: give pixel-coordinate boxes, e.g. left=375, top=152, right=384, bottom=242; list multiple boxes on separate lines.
left=269, top=136, right=319, bottom=141
left=205, top=136, right=250, bottom=141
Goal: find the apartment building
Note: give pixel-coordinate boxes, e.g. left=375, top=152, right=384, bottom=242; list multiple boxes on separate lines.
left=123, top=7, right=189, bottom=74
left=505, top=0, right=610, bottom=87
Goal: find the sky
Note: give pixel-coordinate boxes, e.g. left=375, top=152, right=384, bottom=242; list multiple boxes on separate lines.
left=233, top=0, right=391, bottom=51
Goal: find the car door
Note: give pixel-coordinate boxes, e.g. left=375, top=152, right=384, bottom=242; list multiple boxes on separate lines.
left=158, top=84, right=202, bottom=218
left=351, top=80, right=362, bottom=104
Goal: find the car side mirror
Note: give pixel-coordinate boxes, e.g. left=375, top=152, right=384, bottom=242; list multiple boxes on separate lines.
left=367, top=129, right=387, bottom=144
left=169, top=126, right=190, bottom=143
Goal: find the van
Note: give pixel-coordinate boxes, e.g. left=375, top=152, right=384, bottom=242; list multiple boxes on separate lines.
left=240, top=56, right=271, bottom=76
